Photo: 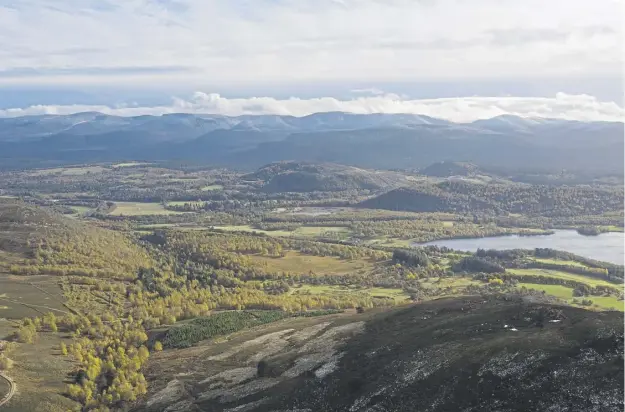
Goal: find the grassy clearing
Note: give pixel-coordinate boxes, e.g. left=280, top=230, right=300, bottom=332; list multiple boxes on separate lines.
left=249, top=251, right=374, bottom=275
left=213, top=225, right=292, bottom=236
left=364, top=237, right=415, bottom=248
left=108, top=201, right=184, bottom=216
left=111, top=162, right=151, bottom=168
left=212, top=225, right=350, bottom=238
left=290, top=284, right=410, bottom=302
left=0, top=275, right=67, bottom=319
left=586, top=295, right=624, bottom=311
left=367, top=287, right=411, bottom=300
left=200, top=185, right=223, bottom=191
left=507, top=268, right=619, bottom=288
left=68, top=205, right=93, bottom=215
left=420, top=277, right=480, bottom=289
left=294, top=226, right=349, bottom=237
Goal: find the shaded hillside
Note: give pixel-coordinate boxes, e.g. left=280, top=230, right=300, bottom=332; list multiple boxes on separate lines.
left=137, top=296, right=624, bottom=412
left=245, top=162, right=411, bottom=192
left=359, top=186, right=485, bottom=213
left=420, top=161, right=481, bottom=177
left=358, top=182, right=624, bottom=216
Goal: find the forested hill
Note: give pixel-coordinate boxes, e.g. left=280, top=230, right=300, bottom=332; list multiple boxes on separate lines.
left=0, top=113, right=622, bottom=174
left=244, top=161, right=411, bottom=192
left=0, top=199, right=153, bottom=278
left=358, top=182, right=624, bottom=216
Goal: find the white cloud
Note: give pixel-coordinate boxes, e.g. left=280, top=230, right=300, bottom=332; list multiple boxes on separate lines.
left=0, top=0, right=622, bottom=86
left=0, top=92, right=622, bottom=123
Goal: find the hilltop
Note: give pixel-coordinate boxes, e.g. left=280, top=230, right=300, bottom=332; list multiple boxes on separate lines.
left=136, top=296, right=624, bottom=412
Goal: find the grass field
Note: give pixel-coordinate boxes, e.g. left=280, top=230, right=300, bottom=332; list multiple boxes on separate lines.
left=200, top=185, right=223, bottom=191
left=507, top=268, right=620, bottom=288
left=108, top=201, right=184, bottom=216
left=533, top=258, right=589, bottom=268
left=517, top=282, right=624, bottom=311
left=290, top=285, right=410, bottom=302
left=601, top=225, right=624, bottom=233
left=586, top=295, right=624, bottom=311
left=0, top=275, right=67, bottom=319
left=29, top=166, right=107, bottom=176
left=249, top=251, right=374, bottom=275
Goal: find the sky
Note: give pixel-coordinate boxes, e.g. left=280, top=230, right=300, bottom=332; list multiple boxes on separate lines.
left=0, top=0, right=623, bottom=120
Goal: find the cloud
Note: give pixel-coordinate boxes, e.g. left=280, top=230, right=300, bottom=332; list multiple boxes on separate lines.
left=0, top=92, right=622, bottom=123
left=350, top=88, right=385, bottom=96
left=0, top=0, right=621, bottom=87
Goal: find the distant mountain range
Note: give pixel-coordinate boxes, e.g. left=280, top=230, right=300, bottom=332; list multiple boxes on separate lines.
left=0, top=112, right=622, bottom=174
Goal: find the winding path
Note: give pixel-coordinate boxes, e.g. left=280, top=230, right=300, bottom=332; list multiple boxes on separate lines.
left=0, top=372, right=15, bottom=407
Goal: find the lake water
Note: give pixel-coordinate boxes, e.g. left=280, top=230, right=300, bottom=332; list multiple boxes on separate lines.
left=417, top=230, right=624, bottom=265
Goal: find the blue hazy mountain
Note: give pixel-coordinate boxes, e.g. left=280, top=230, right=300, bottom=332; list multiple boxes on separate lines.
left=0, top=112, right=622, bottom=174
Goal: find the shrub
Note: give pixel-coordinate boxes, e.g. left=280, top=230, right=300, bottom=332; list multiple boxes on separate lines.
left=0, top=355, right=14, bottom=370
left=14, top=324, right=37, bottom=343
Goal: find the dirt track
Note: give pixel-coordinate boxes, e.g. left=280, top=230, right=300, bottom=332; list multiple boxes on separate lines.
left=0, top=372, right=15, bottom=408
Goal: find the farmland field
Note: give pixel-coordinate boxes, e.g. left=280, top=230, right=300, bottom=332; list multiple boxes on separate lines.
left=517, top=282, right=624, bottom=311
left=111, top=162, right=151, bottom=168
